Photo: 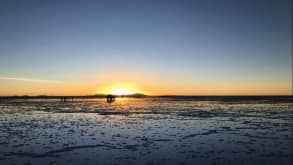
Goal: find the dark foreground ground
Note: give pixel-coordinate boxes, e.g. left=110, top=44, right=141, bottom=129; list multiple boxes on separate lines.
left=0, top=96, right=292, bottom=165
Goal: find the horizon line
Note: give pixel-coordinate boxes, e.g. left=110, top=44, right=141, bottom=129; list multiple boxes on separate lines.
left=0, top=94, right=292, bottom=97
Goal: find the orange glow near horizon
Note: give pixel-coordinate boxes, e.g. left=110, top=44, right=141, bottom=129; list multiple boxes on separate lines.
left=97, top=82, right=147, bottom=95
left=0, top=75, right=292, bottom=96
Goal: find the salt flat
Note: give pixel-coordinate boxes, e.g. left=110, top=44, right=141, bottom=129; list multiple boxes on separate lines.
left=0, top=97, right=292, bottom=165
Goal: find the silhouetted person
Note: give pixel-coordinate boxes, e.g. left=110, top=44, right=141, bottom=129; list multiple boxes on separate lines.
left=60, top=96, right=74, bottom=102
left=61, top=97, right=67, bottom=102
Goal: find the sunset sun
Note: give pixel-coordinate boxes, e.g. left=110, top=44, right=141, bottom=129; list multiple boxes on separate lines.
left=101, top=83, right=145, bottom=96
left=110, top=88, right=134, bottom=95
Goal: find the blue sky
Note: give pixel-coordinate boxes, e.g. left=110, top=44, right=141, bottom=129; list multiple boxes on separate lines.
left=0, top=0, right=291, bottom=95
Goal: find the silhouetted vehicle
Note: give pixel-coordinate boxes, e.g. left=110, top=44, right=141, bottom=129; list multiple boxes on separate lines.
left=106, top=95, right=115, bottom=103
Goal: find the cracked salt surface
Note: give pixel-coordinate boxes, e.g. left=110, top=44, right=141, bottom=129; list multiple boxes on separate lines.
left=0, top=97, right=292, bottom=165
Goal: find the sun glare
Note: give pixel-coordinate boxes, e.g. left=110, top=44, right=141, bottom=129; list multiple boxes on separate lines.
left=110, top=88, right=134, bottom=95
left=99, top=83, right=146, bottom=96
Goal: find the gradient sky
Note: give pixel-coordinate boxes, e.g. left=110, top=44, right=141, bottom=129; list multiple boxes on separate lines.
left=0, top=0, right=292, bottom=96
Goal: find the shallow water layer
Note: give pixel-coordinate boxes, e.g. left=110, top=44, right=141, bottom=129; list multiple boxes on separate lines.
left=0, top=97, right=292, bottom=165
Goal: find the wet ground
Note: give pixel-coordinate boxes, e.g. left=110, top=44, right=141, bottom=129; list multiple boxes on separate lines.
left=0, top=97, right=292, bottom=165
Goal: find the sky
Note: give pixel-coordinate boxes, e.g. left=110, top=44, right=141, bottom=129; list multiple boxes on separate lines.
left=0, top=0, right=292, bottom=96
